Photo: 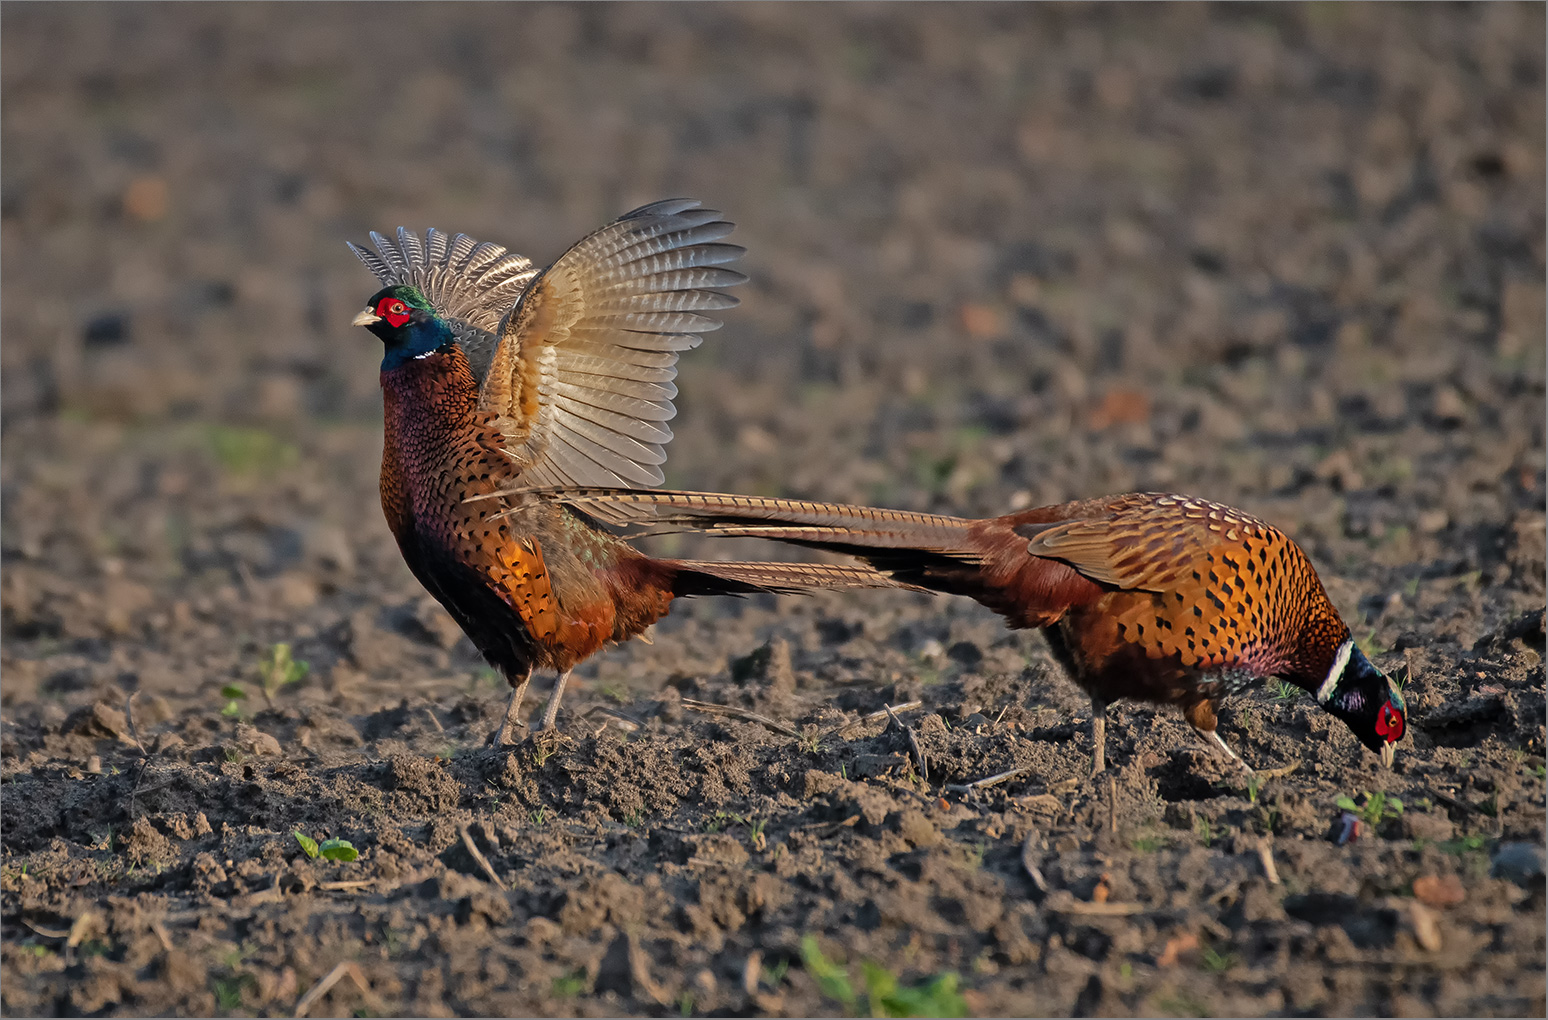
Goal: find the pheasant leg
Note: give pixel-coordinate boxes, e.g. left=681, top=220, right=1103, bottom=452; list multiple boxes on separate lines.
left=539, top=670, right=572, bottom=731
left=1184, top=699, right=1253, bottom=774
left=490, top=668, right=534, bottom=746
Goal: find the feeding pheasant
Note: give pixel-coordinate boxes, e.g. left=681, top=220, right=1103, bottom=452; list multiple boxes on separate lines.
left=349, top=201, right=899, bottom=743
left=521, top=487, right=1408, bottom=773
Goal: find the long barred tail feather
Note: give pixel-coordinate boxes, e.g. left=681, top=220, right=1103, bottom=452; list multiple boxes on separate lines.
left=486, top=486, right=984, bottom=560
left=669, top=558, right=923, bottom=597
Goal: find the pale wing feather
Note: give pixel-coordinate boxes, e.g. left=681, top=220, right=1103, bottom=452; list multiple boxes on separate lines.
left=347, top=227, right=539, bottom=380
left=479, top=199, right=746, bottom=487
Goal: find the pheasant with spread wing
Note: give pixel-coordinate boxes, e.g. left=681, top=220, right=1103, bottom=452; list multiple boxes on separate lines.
left=349, top=201, right=898, bottom=743
left=528, top=487, right=1408, bottom=774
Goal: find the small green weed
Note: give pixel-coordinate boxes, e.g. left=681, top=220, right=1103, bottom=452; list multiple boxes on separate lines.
left=1337, top=790, right=1403, bottom=827
left=205, top=425, right=298, bottom=477
left=257, top=642, right=308, bottom=705
left=293, top=831, right=359, bottom=862
left=1156, top=988, right=1213, bottom=1017
left=1200, top=947, right=1235, bottom=973
left=1193, top=814, right=1219, bottom=847
left=552, top=967, right=589, bottom=998
left=623, top=810, right=643, bottom=828
left=1244, top=774, right=1262, bottom=804
left=530, top=808, right=546, bottom=827
left=1131, top=834, right=1164, bottom=853
left=219, top=684, right=247, bottom=717
left=678, top=991, right=694, bottom=1016
left=1355, top=628, right=1389, bottom=657
left=799, top=935, right=967, bottom=1017
left=1271, top=680, right=1298, bottom=703
left=213, top=973, right=255, bottom=1013
left=705, top=810, right=748, bottom=834
left=762, top=957, right=791, bottom=988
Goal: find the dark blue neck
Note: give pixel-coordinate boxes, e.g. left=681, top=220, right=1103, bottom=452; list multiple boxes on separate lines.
left=380, top=317, right=458, bottom=371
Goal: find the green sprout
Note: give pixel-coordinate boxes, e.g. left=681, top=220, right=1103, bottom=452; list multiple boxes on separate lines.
left=258, top=643, right=308, bottom=705
left=1336, top=790, right=1403, bottom=827
left=220, top=684, right=247, bottom=717
left=293, top=831, right=359, bottom=862
left=799, top=935, right=967, bottom=1018
left=1200, top=946, right=1236, bottom=973
left=552, top=967, right=589, bottom=998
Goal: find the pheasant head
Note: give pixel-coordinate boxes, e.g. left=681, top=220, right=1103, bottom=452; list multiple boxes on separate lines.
left=1315, top=640, right=1408, bottom=767
left=353, top=285, right=453, bottom=369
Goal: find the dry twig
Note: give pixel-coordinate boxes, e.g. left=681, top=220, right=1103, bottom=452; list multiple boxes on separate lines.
left=1045, top=891, right=1145, bottom=916
left=294, top=961, right=381, bottom=1018
left=1020, top=830, right=1048, bottom=893
left=945, top=766, right=1031, bottom=794
left=884, top=704, right=929, bottom=785
left=460, top=825, right=507, bottom=891
left=681, top=698, right=801, bottom=738
left=1256, top=760, right=1301, bottom=780
left=1257, top=837, right=1281, bottom=885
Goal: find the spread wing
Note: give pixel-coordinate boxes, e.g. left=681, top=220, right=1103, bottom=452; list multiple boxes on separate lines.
left=348, top=228, right=538, bottom=382
left=1017, top=494, right=1276, bottom=593
left=478, top=199, right=746, bottom=489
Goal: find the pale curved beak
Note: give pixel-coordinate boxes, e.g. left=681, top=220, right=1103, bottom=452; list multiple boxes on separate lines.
left=352, top=308, right=381, bottom=327
left=1379, top=742, right=1396, bottom=769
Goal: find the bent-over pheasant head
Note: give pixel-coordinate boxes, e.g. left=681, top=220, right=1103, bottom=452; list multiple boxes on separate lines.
left=353, top=285, right=450, bottom=369
left=1315, top=640, right=1407, bottom=767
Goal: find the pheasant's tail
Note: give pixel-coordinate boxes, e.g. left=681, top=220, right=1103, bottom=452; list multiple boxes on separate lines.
left=486, top=486, right=983, bottom=557
left=669, top=559, right=921, bottom=597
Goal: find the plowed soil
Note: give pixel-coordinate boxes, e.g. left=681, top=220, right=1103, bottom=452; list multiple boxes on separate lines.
left=2, top=4, right=1544, bottom=1017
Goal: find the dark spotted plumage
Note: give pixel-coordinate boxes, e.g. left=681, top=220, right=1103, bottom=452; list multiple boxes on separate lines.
left=530, top=487, right=1409, bottom=773
left=353, top=203, right=901, bottom=742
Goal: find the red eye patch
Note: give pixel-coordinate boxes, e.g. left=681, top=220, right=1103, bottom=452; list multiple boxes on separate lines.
left=376, top=297, right=411, bottom=328
left=1375, top=701, right=1404, bottom=743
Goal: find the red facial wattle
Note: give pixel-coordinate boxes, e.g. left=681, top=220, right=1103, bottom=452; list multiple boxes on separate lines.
left=1375, top=701, right=1404, bottom=743
left=377, top=297, right=411, bottom=328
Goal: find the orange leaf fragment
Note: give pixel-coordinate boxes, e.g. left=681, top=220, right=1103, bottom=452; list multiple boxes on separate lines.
left=1156, top=932, right=1199, bottom=968
left=1412, top=874, right=1466, bottom=908
left=1088, top=387, right=1150, bottom=429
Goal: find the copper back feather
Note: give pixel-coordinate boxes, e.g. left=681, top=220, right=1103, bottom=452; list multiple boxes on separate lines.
left=1017, top=494, right=1278, bottom=592
left=505, top=536, right=561, bottom=644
